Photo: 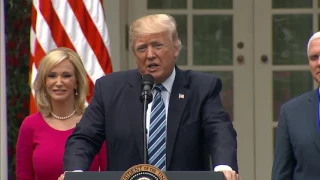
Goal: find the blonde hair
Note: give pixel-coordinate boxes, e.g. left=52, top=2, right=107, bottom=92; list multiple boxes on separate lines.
left=307, top=31, right=320, bottom=56
left=129, top=14, right=181, bottom=51
left=33, top=47, right=88, bottom=116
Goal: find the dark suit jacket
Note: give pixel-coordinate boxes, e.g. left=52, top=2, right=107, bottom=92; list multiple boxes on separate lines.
left=272, top=89, right=320, bottom=180
left=63, top=67, right=238, bottom=172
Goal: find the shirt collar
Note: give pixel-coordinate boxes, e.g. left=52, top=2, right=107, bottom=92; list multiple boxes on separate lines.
left=142, top=68, right=176, bottom=94
left=159, top=67, right=175, bottom=94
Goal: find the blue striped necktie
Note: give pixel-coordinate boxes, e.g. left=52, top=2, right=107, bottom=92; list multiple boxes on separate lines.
left=148, top=84, right=166, bottom=171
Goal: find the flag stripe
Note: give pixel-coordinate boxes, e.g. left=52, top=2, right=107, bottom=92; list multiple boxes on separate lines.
left=30, top=4, right=38, bottom=114
left=68, top=0, right=112, bottom=74
left=33, top=0, right=57, bottom=55
left=30, top=11, right=46, bottom=68
left=31, top=3, right=37, bottom=38
left=33, top=39, right=46, bottom=67
left=86, top=74, right=95, bottom=102
left=39, top=1, right=74, bottom=50
left=29, top=63, right=38, bottom=114
left=82, top=0, right=112, bottom=55
left=29, top=28, right=36, bottom=70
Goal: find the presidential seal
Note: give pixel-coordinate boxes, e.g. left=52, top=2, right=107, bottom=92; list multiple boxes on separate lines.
left=121, top=164, right=168, bottom=180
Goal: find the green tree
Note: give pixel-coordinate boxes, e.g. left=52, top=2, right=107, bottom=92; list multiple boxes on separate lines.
left=5, top=0, right=32, bottom=179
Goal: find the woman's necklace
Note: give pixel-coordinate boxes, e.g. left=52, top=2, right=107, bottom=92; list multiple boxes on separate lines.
left=51, top=110, right=76, bottom=120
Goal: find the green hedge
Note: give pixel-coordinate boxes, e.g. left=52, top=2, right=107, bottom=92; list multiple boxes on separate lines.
left=5, top=0, right=32, bottom=179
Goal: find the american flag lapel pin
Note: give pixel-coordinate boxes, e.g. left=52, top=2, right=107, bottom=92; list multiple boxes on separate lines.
left=179, top=93, right=184, bottom=99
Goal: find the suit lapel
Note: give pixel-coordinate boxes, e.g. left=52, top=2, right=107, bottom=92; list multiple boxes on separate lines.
left=307, top=89, right=320, bottom=152
left=166, top=68, right=189, bottom=169
left=124, top=70, right=144, bottom=161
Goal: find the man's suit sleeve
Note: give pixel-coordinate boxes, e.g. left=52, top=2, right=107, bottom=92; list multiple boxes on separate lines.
left=201, top=77, right=238, bottom=172
left=63, top=78, right=106, bottom=171
left=271, top=105, right=295, bottom=180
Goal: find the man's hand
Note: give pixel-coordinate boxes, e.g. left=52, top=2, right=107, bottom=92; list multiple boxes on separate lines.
left=58, top=170, right=82, bottom=180
left=222, top=170, right=240, bottom=180
left=57, top=173, right=64, bottom=180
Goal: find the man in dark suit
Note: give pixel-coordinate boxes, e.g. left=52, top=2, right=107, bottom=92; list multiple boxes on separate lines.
left=62, top=14, right=239, bottom=180
left=272, top=31, right=320, bottom=180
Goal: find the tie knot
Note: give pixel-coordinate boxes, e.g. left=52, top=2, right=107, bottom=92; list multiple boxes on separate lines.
left=154, top=84, right=165, bottom=93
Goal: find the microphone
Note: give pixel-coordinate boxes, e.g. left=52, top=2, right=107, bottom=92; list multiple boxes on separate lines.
left=140, top=74, right=154, bottom=103
left=140, top=74, right=154, bottom=164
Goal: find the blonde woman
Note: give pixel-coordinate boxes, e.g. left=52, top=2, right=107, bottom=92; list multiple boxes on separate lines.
left=16, top=47, right=106, bottom=180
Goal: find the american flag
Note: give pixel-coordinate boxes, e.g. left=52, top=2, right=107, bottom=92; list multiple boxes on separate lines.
left=29, top=0, right=112, bottom=114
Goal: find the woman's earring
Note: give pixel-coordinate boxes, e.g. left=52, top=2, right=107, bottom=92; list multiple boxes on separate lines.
left=75, top=89, right=78, bottom=96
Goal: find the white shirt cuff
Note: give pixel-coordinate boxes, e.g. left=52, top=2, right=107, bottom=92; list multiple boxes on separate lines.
left=72, top=170, right=83, bottom=172
left=214, top=165, right=232, bottom=171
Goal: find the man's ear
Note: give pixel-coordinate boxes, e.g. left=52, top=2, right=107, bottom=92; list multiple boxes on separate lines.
left=174, top=49, right=180, bottom=59
left=174, top=43, right=181, bottom=58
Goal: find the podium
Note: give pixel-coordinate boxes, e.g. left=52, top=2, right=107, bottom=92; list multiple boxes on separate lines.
left=64, top=171, right=226, bottom=180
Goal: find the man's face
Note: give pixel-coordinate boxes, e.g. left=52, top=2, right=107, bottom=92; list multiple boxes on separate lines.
left=308, top=38, right=320, bottom=84
left=133, top=31, right=180, bottom=84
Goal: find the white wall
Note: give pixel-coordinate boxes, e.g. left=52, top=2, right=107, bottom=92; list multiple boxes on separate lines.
left=0, top=0, right=8, bottom=179
left=103, top=0, right=128, bottom=72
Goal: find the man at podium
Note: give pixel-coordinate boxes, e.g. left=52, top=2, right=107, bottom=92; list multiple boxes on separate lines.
left=61, top=14, right=239, bottom=180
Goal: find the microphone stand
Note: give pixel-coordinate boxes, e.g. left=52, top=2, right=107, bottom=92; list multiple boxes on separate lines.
left=141, top=91, right=152, bottom=164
